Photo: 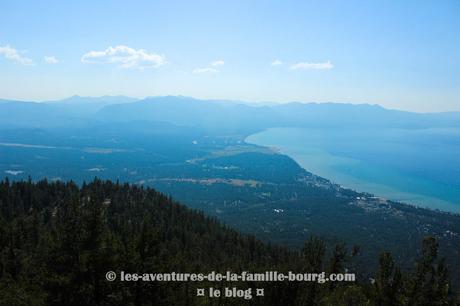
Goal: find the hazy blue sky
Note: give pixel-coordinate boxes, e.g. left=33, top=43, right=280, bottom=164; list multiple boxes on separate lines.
left=1, top=0, right=459, bottom=112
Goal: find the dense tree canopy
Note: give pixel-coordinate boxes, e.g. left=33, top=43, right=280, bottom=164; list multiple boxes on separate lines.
left=0, top=179, right=456, bottom=305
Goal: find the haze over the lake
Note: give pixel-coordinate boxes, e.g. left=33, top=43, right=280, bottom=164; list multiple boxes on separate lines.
left=247, top=127, right=460, bottom=213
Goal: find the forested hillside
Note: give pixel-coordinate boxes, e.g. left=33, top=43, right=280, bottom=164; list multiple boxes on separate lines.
left=0, top=179, right=455, bottom=305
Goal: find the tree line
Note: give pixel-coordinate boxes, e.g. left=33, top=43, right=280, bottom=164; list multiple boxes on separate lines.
left=0, top=178, right=456, bottom=305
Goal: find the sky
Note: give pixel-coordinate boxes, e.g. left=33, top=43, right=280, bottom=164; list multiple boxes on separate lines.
left=0, top=0, right=459, bottom=112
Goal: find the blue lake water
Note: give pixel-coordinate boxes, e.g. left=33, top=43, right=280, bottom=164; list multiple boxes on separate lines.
left=246, top=127, right=460, bottom=213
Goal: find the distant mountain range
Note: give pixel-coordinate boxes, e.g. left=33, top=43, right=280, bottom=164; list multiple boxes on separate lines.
left=1, top=95, right=459, bottom=131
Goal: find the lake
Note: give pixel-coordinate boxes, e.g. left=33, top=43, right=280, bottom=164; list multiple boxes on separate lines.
left=246, top=127, right=460, bottom=213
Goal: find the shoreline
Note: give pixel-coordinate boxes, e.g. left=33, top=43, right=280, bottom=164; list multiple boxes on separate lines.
left=245, top=128, right=460, bottom=214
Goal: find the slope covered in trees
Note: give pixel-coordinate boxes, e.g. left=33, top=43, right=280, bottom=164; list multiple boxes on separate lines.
left=0, top=179, right=456, bottom=305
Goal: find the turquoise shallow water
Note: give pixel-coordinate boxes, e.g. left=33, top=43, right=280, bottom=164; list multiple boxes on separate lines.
left=246, top=127, right=460, bottom=213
